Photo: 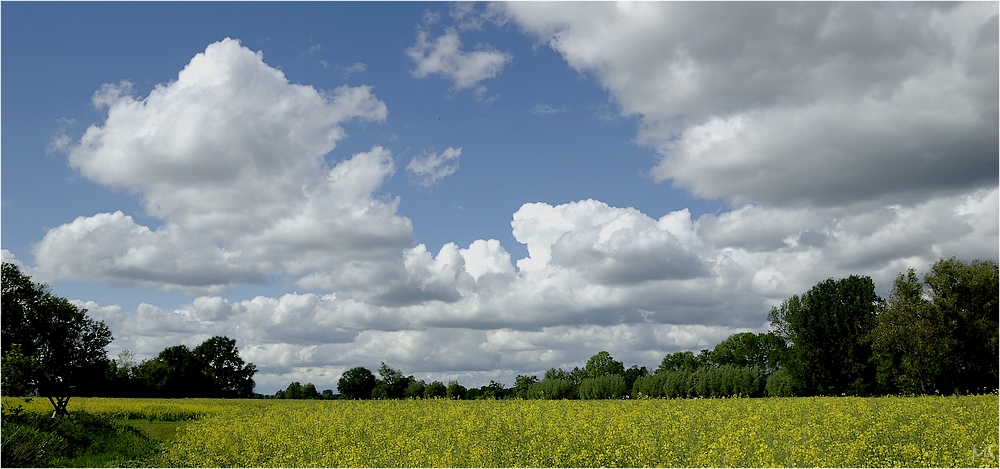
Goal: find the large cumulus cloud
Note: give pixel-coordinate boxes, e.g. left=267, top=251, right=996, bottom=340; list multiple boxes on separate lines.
left=504, top=2, right=998, bottom=207
left=39, top=38, right=409, bottom=295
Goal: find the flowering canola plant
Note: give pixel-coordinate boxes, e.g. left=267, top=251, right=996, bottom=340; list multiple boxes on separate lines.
left=161, top=395, right=996, bottom=467
left=4, top=394, right=997, bottom=467
left=0, top=396, right=257, bottom=421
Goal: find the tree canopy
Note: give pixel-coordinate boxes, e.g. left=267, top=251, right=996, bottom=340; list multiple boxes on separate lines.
left=337, top=366, right=377, bottom=399
left=194, top=336, right=257, bottom=398
left=768, top=275, right=881, bottom=396
left=1, top=262, right=113, bottom=409
left=869, top=258, right=999, bottom=395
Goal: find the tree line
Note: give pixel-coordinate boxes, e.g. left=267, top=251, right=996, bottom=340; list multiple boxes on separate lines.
left=320, top=257, right=997, bottom=400
left=2, top=262, right=257, bottom=405
left=3, top=257, right=996, bottom=407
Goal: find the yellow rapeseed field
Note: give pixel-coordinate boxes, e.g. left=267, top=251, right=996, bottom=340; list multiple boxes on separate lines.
left=1, top=396, right=257, bottom=421
left=4, top=394, right=997, bottom=467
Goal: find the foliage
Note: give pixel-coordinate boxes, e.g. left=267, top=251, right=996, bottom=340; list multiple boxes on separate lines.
left=764, top=368, right=798, bottom=397
left=445, top=380, right=467, bottom=400
left=338, top=366, right=376, bottom=400
left=423, top=381, right=447, bottom=399
left=657, top=350, right=711, bottom=373
left=631, top=373, right=668, bottom=398
left=275, top=382, right=323, bottom=399
left=373, top=362, right=411, bottom=399
left=510, top=375, right=538, bottom=399
left=467, top=380, right=507, bottom=400
left=583, top=351, right=625, bottom=379
left=526, top=378, right=576, bottom=400
left=920, top=258, right=998, bottom=393
left=621, top=365, right=649, bottom=397
left=543, top=367, right=582, bottom=384
left=578, top=375, right=627, bottom=399
left=2, top=396, right=258, bottom=421
left=135, top=337, right=256, bottom=398
left=154, top=395, right=999, bottom=467
left=1, top=344, right=39, bottom=397
left=193, top=336, right=257, bottom=398
left=0, top=409, right=160, bottom=467
left=1, top=420, right=68, bottom=467
left=769, top=275, right=882, bottom=396
left=655, top=366, right=767, bottom=399
left=140, top=345, right=210, bottom=398
left=404, top=380, right=426, bottom=399
left=710, top=332, right=787, bottom=373
left=1, top=262, right=113, bottom=399
left=869, top=258, right=999, bottom=395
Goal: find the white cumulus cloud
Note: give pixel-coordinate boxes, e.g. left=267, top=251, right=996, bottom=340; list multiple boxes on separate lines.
left=504, top=2, right=998, bottom=207
left=406, top=28, right=512, bottom=98
left=40, top=38, right=410, bottom=294
left=406, top=147, right=462, bottom=187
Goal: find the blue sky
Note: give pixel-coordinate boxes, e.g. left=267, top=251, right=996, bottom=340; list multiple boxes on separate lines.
left=3, top=2, right=997, bottom=393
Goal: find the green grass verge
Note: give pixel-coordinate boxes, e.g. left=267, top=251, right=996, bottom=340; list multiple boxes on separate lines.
left=1, top=409, right=173, bottom=467
left=122, top=419, right=188, bottom=443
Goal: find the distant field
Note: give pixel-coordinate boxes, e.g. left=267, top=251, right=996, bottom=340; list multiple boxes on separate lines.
left=3, top=395, right=997, bottom=467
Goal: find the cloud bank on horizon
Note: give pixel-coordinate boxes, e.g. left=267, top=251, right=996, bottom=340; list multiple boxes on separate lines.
left=3, top=2, right=996, bottom=393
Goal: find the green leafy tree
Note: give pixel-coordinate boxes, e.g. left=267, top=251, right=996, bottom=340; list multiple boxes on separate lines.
left=2, top=263, right=113, bottom=414
left=923, top=258, right=998, bottom=394
left=710, top=332, right=787, bottom=374
left=102, top=350, right=141, bottom=397
left=338, top=366, right=376, bottom=399
left=657, top=351, right=709, bottom=373
left=476, top=380, right=506, bottom=400
left=1, top=344, right=38, bottom=397
left=193, top=336, right=256, bottom=398
left=769, top=275, right=881, bottom=396
left=662, top=370, right=692, bottom=398
left=868, top=269, right=951, bottom=395
left=376, top=362, right=410, bottom=399
left=423, top=380, right=447, bottom=399
left=404, top=379, right=426, bottom=399
left=631, top=373, right=668, bottom=398
left=510, top=375, right=537, bottom=399
left=579, top=375, right=627, bottom=399
left=284, top=382, right=304, bottom=399
left=764, top=367, right=796, bottom=397
left=527, top=378, right=576, bottom=399
left=543, top=367, right=585, bottom=386
left=870, top=259, right=999, bottom=395
left=140, top=345, right=210, bottom=398
left=583, top=351, right=625, bottom=379
left=445, top=380, right=466, bottom=399
left=371, top=382, right=389, bottom=399
left=621, top=365, right=648, bottom=398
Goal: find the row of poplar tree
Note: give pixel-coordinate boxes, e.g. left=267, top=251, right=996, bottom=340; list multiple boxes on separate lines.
left=309, top=256, right=997, bottom=400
